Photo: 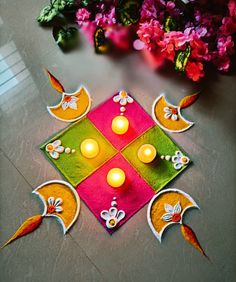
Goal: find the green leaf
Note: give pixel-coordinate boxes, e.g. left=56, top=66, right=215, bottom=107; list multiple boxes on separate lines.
left=37, top=0, right=76, bottom=23
left=164, top=16, right=177, bottom=32
left=175, top=46, right=191, bottom=72
left=53, top=26, right=78, bottom=51
left=37, top=5, right=58, bottom=23
left=116, top=0, right=142, bottom=26
left=64, top=0, right=75, bottom=7
left=81, top=0, right=100, bottom=7
left=53, top=0, right=66, bottom=11
left=94, top=26, right=110, bottom=54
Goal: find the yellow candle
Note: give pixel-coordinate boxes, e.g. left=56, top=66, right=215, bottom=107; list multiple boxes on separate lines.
left=107, top=168, right=126, bottom=188
left=137, top=144, right=157, bottom=163
left=112, top=116, right=129, bottom=135
left=80, top=139, right=99, bottom=159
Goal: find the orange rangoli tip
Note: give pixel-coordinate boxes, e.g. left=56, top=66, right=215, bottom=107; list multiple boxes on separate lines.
left=45, top=70, right=92, bottom=122
left=181, top=223, right=209, bottom=260
left=147, top=189, right=209, bottom=259
left=1, top=215, right=43, bottom=249
left=1, top=181, right=81, bottom=249
left=46, top=69, right=65, bottom=94
left=178, top=91, right=200, bottom=110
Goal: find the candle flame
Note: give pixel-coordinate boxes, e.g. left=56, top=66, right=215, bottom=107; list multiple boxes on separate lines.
left=112, top=173, right=121, bottom=181
left=144, top=149, right=152, bottom=156
left=85, top=143, right=94, bottom=151
left=112, top=116, right=129, bottom=135
left=107, top=168, right=126, bottom=188
left=117, top=119, right=125, bottom=127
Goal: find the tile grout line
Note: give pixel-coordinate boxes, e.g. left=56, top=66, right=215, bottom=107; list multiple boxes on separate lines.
left=0, top=149, right=34, bottom=190
left=1, top=149, right=107, bottom=281
left=68, top=233, right=108, bottom=282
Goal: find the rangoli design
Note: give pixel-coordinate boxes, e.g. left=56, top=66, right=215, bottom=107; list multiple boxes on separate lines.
left=100, top=198, right=126, bottom=230
left=46, top=70, right=91, bottom=122
left=152, top=92, right=200, bottom=133
left=45, top=139, right=76, bottom=159
left=40, top=87, right=191, bottom=234
left=1, top=73, right=208, bottom=259
left=147, top=189, right=208, bottom=259
left=161, top=151, right=190, bottom=170
left=1, top=180, right=80, bottom=249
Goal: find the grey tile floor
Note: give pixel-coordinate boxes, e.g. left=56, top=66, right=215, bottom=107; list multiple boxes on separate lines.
left=0, top=1, right=236, bottom=281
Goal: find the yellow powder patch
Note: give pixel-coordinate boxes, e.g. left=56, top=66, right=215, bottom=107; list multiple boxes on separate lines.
left=154, top=96, right=190, bottom=131
left=50, top=87, right=90, bottom=121
left=150, top=192, right=194, bottom=233
left=36, top=183, right=79, bottom=229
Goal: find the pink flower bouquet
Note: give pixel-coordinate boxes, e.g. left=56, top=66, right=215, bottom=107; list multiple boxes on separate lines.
left=75, top=1, right=236, bottom=81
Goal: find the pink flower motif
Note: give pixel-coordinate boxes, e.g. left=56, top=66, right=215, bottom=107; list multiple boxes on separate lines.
left=95, top=7, right=116, bottom=27
left=186, top=61, right=205, bottom=82
left=157, top=31, right=190, bottom=62
left=166, top=1, right=175, bottom=11
left=160, top=42, right=175, bottom=61
left=228, top=0, right=236, bottom=18
left=194, top=10, right=202, bottom=23
left=76, top=8, right=91, bottom=27
left=190, top=38, right=209, bottom=61
left=213, top=55, right=231, bottom=72
left=140, top=0, right=157, bottom=21
left=133, top=39, right=145, bottom=50
left=163, top=31, right=190, bottom=49
left=137, top=19, right=164, bottom=50
left=217, top=36, right=235, bottom=56
left=220, top=17, right=236, bottom=36
left=195, top=27, right=208, bottom=38
left=141, top=48, right=165, bottom=70
left=81, top=22, right=97, bottom=45
left=106, top=26, right=131, bottom=51
left=75, top=0, right=236, bottom=81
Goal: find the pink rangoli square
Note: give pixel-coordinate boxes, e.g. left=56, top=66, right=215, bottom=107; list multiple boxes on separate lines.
left=87, top=94, right=155, bottom=150
left=76, top=153, right=155, bottom=233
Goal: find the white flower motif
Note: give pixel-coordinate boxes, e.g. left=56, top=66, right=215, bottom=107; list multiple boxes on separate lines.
left=113, top=90, right=134, bottom=106
left=161, top=201, right=182, bottom=223
left=62, top=95, right=78, bottom=111
left=172, top=151, right=190, bottom=170
left=47, top=197, right=63, bottom=214
left=100, top=207, right=126, bottom=229
left=46, top=140, right=64, bottom=159
left=164, top=107, right=179, bottom=121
